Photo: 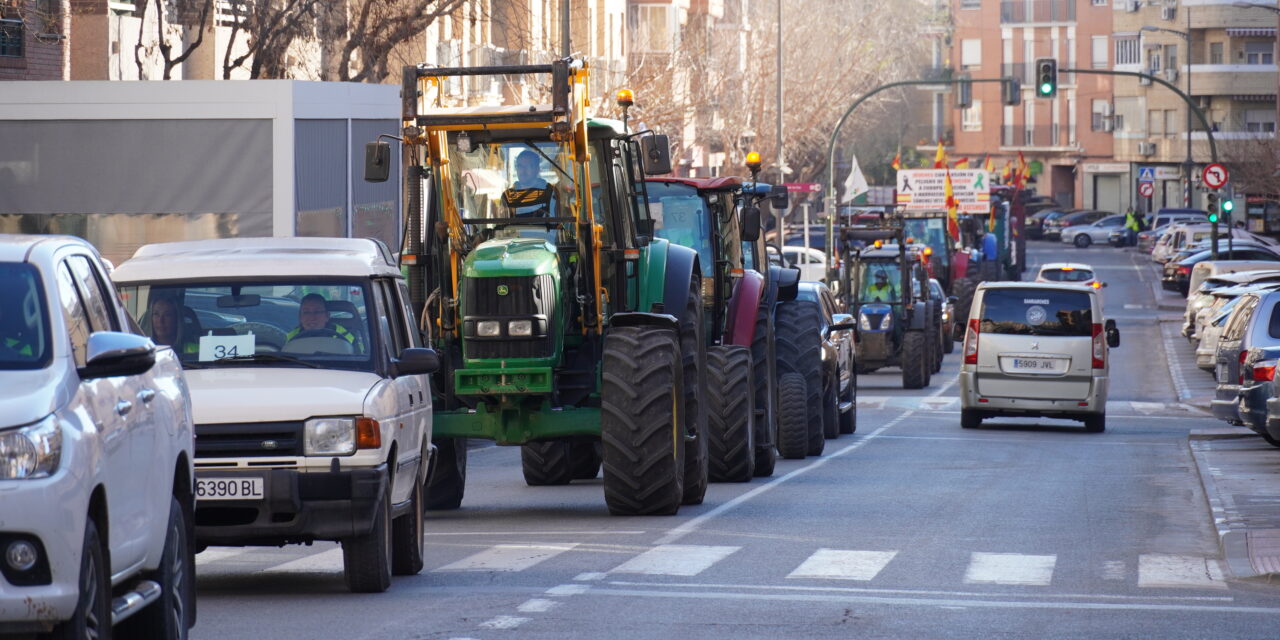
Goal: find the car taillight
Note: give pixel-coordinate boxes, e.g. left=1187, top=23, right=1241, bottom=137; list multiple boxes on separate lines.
left=1239, top=350, right=1249, bottom=384
left=963, top=318, right=980, bottom=365
left=1253, top=360, right=1277, bottom=382
left=1091, top=323, right=1105, bottom=369
left=1177, top=265, right=1192, bottom=276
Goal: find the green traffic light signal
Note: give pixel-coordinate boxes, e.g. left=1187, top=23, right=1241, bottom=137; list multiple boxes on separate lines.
left=1208, top=212, right=1219, bottom=223
left=1039, top=82, right=1053, bottom=95
left=1222, top=199, right=1234, bottom=213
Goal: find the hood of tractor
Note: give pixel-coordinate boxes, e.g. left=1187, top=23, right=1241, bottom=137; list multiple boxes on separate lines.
left=464, top=236, right=560, bottom=277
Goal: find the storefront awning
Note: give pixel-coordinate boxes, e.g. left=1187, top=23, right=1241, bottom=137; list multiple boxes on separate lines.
left=1226, top=28, right=1277, bottom=37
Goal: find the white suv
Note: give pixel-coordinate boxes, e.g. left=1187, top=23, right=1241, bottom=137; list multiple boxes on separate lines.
left=0, top=235, right=195, bottom=638
left=111, top=237, right=438, bottom=593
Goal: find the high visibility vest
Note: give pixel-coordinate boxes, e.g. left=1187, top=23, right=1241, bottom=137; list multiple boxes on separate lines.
left=4, top=337, right=32, bottom=357
left=286, top=323, right=362, bottom=353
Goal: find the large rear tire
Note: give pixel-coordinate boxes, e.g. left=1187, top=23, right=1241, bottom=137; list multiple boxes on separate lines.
left=706, top=345, right=756, bottom=482
left=425, top=436, right=466, bottom=511
left=930, top=302, right=944, bottom=373
left=521, top=440, right=574, bottom=486
left=951, top=277, right=979, bottom=332
left=774, top=301, right=825, bottom=457
left=902, top=330, right=929, bottom=390
left=601, top=326, right=686, bottom=516
left=570, top=439, right=604, bottom=480
left=678, top=277, right=709, bottom=505
left=776, top=373, right=810, bottom=459
left=750, top=290, right=779, bottom=477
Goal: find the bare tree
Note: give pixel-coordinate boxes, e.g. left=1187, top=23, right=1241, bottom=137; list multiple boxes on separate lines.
left=221, top=0, right=320, bottom=79
left=132, top=0, right=214, bottom=80
left=1220, top=133, right=1280, bottom=198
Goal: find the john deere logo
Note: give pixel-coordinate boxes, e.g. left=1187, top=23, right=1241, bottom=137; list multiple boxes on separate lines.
left=496, top=285, right=509, bottom=296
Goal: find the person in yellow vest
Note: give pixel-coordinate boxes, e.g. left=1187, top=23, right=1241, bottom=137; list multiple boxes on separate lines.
left=286, top=293, right=363, bottom=353
left=1124, top=208, right=1140, bottom=247
left=148, top=296, right=198, bottom=355
left=865, top=271, right=898, bottom=302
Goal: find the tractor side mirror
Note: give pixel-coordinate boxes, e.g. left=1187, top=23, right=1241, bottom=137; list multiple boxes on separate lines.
left=640, top=135, right=673, bottom=175
left=948, top=295, right=959, bottom=304
left=741, top=205, right=761, bottom=242
left=1105, top=319, right=1120, bottom=348
left=770, top=184, right=790, bottom=210
left=364, top=141, right=391, bottom=183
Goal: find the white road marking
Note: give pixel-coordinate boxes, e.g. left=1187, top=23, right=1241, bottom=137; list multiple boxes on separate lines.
left=436, top=543, right=579, bottom=572
left=260, top=548, right=344, bottom=574
left=963, top=552, right=1056, bottom=586
left=516, top=599, right=560, bottom=613
left=1123, top=304, right=1148, bottom=310
left=574, top=572, right=607, bottom=581
left=1102, top=560, right=1127, bottom=581
left=609, top=545, right=740, bottom=576
left=786, top=549, right=898, bottom=581
left=478, top=616, right=530, bottom=630
left=425, top=530, right=645, bottom=536
left=1130, top=401, right=1168, bottom=415
left=194, top=547, right=247, bottom=565
left=1138, top=554, right=1228, bottom=589
left=605, top=580, right=1233, bottom=603
left=546, top=584, right=589, bottom=596
left=651, top=375, right=958, bottom=546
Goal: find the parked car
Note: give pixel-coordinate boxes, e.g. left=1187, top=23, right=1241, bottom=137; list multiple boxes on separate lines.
left=1044, top=210, right=1112, bottom=241
left=780, top=246, right=828, bottom=283
left=795, top=281, right=857, bottom=436
left=1211, top=290, right=1280, bottom=425
left=1237, top=345, right=1280, bottom=444
left=1184, top=267, right=1280, bottom=339
left=929, top=278, right=956, bottom=353
left=1060, top=214, right=1126, bottom=248
left=0, top=235, right=196, bottom=638
left=1152, top=223, right=1271, bottom=264
left=111, top=237, right=439, bottom=594
left=1146, top=208, right=1208, bottom=231
left=1035, top=262, right=1105, bottom=290
left=1162, top=246, right=1280, bottom=296
left=1027, top=209, right=1079, bottom=240
left=959, top=282, right=1119, bottom=432
left=1197, top=294, right=1246, bottom=370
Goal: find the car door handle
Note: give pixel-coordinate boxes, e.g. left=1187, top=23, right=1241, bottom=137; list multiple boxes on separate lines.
left=137, top=388, right=156, bottom=404
left=115, top=400, right=133, bottom=416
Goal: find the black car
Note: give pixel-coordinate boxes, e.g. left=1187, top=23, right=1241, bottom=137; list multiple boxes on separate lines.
left=1029, top=209, right=1082, bottom=240
left=1161, top=246, right=1280, bottom=296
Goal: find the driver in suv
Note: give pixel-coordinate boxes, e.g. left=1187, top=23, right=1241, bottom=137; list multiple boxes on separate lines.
left=287, top=293, right=363, bottom=353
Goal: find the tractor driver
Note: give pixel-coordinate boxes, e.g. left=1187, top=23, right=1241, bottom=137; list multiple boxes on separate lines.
left=865, top=270, right=898, bottom=302
left=509, top=150, right=557, bottom=217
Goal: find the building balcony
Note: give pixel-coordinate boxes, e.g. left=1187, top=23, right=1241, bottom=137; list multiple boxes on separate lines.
left=1185, top=64, right=1278, bottom=97
left=920, top=65, right=953, bottom=83
left=1001, top=125, right=1081, bottom=151
left=1000, top=0, right=1075, bottom=24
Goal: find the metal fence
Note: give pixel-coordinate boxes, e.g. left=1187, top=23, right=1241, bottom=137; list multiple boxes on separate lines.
left=1001, top=125, right=1077, bottom=148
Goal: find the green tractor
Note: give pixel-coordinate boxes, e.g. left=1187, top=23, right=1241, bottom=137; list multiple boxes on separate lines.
left=645, top=175, right=800, bottom=478
left=366, top=59, right=710, bottom=515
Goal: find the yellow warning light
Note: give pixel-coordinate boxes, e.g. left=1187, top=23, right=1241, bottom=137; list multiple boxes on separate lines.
left=616, top=89, right=634, bottom=107
left=874, top=240, right=883, bottom=249
left=746, top=152, right=762, bottom=171
left=923, top=247, right=933, bottom=256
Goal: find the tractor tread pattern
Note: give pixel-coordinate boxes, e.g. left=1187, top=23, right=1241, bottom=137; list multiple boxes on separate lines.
left=521, top=441, right=574, bottom=486
left=774, top=301, right=824, bottom=457
left=776, top=373, right=810, bottom=459
left=706, top=346, right=756, bottom=483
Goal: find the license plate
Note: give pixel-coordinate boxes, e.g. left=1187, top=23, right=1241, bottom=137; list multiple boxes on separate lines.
left=1003, top=357, right=1065, bottom=374
left=196, top=477, right=264, bottom=501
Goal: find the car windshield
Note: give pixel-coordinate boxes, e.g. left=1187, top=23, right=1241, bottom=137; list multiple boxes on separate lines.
left=980, top=288, right=1093, bottom=337
left=0, top=262, right=51, bottom=370
left=1040, top=267, right=1095, bottom=282
left=856, top=262, right=902, bottom=303
left=116, top=280, right=375, bottom=371
left=648, top=182, right=715, bottom=276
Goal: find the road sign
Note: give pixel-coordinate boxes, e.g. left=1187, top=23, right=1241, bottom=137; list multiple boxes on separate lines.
left=1202, top=163, right=1229, bottom=189
left=1137, top=166, right=1156, bottom=183
left=895, top=170, right=991, bottom=213
left=1138, top=182, right=1154, bottom=198
left=784, top=183, right=823, bottom=194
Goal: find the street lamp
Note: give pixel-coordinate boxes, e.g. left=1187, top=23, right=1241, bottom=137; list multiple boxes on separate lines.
left=1141, top=20, right=1193, bottom=207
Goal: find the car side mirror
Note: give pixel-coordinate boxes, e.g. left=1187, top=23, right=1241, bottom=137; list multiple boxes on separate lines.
left=830, top=313, right=855, bottom=332
left=741, top=205, right=761, bottom=242
left=640, top=135, right=672, bottom=175
left=393, top=347, right=441, bottom=377
left=78, top=332, right=157, bottom=380
left=364, top=141, right=391, bottom=183
left=1104, top=319, right=1120, bottom=348
left=948, top=295, right=959, bottom=304
left=770, top=184, right=790, bottom=210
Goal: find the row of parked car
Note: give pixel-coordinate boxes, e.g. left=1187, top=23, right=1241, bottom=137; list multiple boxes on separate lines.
left=1027, top=206, right=1214, bottom=252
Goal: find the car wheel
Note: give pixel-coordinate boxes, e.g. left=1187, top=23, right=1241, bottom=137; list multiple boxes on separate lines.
left=391, top=477, right=425, bottom=576
left=1084, top=414, right=1106, bottom=433
left=960, top=409, right=982, bottom=429
left=49, top=519, right=110, bottom=640
left=117, top=495, right=193, bottom=639
left=342, top=489, right=393, bottom=593
left=1074, top=234, right=1092, bottom=248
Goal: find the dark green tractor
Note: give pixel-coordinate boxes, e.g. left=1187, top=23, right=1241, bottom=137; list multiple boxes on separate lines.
left=366, top=59, right=710, bottom=515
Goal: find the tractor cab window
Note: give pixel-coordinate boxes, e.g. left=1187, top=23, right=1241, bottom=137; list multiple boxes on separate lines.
left=448, top=139, right=574, bottom=241
left=903, top=218, right=948, bottom=256
left=648, top=182, right=714, bottom=277
left=857, top=262, right=902, bottom=303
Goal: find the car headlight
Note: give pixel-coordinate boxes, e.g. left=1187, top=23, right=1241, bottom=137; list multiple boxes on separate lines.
left=304, top=417, right=356, bottom=456
left=942, top=311, right=950, bottom=322
left=879, top=314, right=893, bottom=331
left=0, top=415, right=62, bottom=480
left=859, top=313, right=872, bottom=331
left=508, top=319, right=534, bottom=337
left=476, top=320, right=501, bottom=337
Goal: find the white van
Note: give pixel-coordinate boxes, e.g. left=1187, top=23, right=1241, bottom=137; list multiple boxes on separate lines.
left=959, top=282, right=1119, bottom=432
left=1152, top=224, right=1272, bottom=263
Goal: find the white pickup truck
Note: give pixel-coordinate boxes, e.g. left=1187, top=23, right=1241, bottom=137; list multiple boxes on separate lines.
left=0, top=235, right=196, bottom=639
left=111, top=237, right=438, bottom=593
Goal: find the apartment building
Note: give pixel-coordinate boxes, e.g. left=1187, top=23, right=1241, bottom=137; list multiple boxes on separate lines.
left=1110, top=0, right=1277, bottom=217
left=0, top=0, right=69, bottom=80
left=947, top=0, right=1116, bottom=210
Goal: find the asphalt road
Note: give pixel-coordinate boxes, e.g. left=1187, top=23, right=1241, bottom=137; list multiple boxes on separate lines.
left=190, top=242, right=1280, bottom=640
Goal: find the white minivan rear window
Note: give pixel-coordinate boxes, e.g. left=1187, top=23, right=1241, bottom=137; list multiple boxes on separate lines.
left=980, top=288, right=1094, bottom=337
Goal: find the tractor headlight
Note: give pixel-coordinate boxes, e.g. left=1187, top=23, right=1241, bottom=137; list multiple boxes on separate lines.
left=879, top=314, right=893, bottom=331
left=0, top=415, right=62, bottom=480
left=304, top=417, right=356, bottom=456
left=859, top=313, right=872, bottom=331
left=476, top=320, right=502, bottom=337
left=508, top=319, right=534, bottom=337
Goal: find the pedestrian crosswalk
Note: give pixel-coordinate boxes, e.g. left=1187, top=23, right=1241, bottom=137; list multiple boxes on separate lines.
left=196, top=542, right=1228, bottom=591
left=856, top=396, right=1200, bottom=416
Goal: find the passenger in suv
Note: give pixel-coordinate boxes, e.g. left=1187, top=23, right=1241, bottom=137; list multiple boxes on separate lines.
left=1, top=235, right=196, bottom=639
left=112, top=237, right=439, bottom=594
left=959, top=282, right=1120, bottom=432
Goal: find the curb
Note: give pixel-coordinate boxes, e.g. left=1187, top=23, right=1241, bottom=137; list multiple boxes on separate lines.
left=1187, top=439, right=1261, bottom=579
left=1189, top=427, right=1256, bottom=440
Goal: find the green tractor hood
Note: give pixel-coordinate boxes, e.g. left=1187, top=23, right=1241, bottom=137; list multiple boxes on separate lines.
left=464, top=236, right=560, bottom=277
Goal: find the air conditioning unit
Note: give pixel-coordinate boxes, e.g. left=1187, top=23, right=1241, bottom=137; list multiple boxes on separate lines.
left=1161, top=6, right=1176, bottom=20
left=1127, top=0, right=1142, bottom=12
left=1139, top=74, right=1153, bottom=86
left=1163, top=68, right=1179, bottom=82
left=1137, top=142, right=1157, bottom=156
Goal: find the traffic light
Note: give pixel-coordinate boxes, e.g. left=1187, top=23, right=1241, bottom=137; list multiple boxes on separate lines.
left=1206, top=192, right=1219, bottom=223
left=1035, top=58, right=1058, bottom=99
left=1222, top=186, right=1235, bottom=215
left=1002, top=76, right=1022, bottom=106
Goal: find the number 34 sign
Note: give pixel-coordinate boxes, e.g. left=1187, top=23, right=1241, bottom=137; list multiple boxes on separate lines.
left=198, top=331, right=256, bottom=361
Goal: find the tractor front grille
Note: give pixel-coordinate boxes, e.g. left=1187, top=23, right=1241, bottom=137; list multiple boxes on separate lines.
left=463, top=275, right=556, bottom=359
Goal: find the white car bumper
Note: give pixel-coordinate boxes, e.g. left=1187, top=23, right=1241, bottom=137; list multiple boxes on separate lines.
left=959, top=370, right=1108, bottom=419
left=0, top=464, right=90, bottom=630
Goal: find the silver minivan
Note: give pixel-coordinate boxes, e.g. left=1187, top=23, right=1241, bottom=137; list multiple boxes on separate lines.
left=959, top=282, right=1120, bottom=432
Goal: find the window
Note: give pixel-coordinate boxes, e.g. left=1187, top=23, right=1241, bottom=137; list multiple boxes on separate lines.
left=1024, top=101, right=1035, bottom=145
left=55, top=264, right=93, bottom=368
left=961, top=39, right=982, bottom=70
left=1246, top=41, right=1274, bottom=65
left=0, top=0, right=21, bottom=58
left=1091, top=99, right=1109, bottom=131
left=1092, top=0, right=1107, bottom=5
left=1091, top=35, right=1108, bottom=68
left=629, top=4, right=676, bottom=53
left=1115, top=35, right=1140, bottom=65
left=1149, top=109, right=1164, bottom=136
left=962, top=100, right=983, bottom=132
left=1147, top=47, right=1162, bottom=72
left=960, top=0, right=981, bottom=8
left=66, top=256, right=118, bottom=334
left=1164, top=44, right=1177, bottom=71
left=1246, top=109, right=1277, bottom=134
left=979, top=288, right=1093, bottom=336
left=1210, top=42, right=1224, bottom=65
left=1165, top=110, right=1179, bottom=135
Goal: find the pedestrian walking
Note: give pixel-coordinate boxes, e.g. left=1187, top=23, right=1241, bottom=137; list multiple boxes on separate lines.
left=1123, top=208, right=1140, bottom=247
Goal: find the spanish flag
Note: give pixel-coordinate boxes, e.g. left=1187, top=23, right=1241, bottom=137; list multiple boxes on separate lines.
left=984, top=155, right=994, bottom=173
left=953, top=157, right=970, bottom=169
left=1001, top=160, right=1013, bottom=184
left=933, top=140, right=947, bottom=169
left=891, top=150, right=902, bottom=171
left=1015, top=151, right=1029, bottom=188
left=945, top=167, right=960, bottom=241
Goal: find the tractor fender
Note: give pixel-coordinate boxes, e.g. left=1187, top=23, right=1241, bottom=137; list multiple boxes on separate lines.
left=610, top=311, right=681, bottom=334
left=907, top=301, right=929, bottom=330
left=773, top=265, right=800, bottom=302
left=723, top=270, right=765, bottom=347
left=661, top=242, right=701, bottom=317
